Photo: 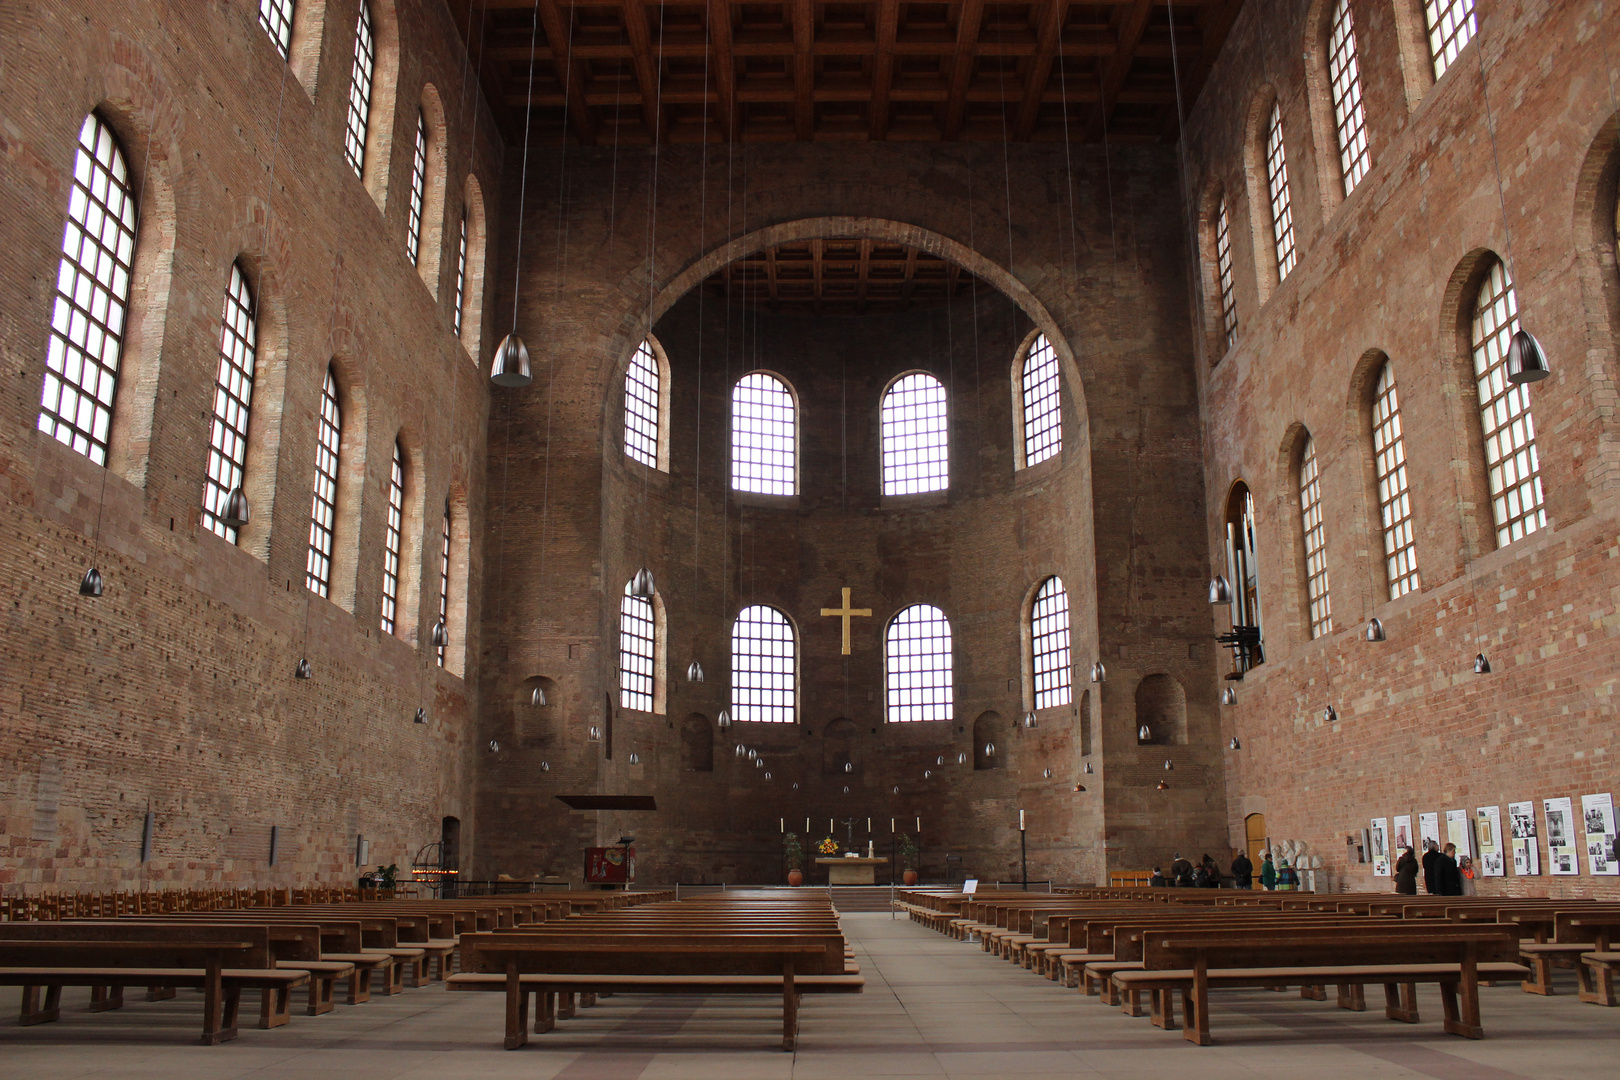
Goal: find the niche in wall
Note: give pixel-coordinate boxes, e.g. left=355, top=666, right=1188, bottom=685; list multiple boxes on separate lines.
left=1135, top=674, right=1187, bottom=746
left=973, top=711, right=1003, bottom=770
left=682, top=714, right=714, bottom=772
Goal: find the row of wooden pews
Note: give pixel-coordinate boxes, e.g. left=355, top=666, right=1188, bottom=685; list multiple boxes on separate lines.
left=0, top=889, right=673, bottom=1044
left=896, top=887, right=1620, bottom=1045
left=446, top=889, right=864, bottom=1051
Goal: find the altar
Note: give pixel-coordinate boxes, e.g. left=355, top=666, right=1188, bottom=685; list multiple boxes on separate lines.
left=815, top=856, right=888, bottom=885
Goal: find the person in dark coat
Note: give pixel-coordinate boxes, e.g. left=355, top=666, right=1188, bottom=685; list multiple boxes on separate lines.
left=1393, top=846, right=1419, bottom=895
left=1150, top=866, right=1168, bottom=888
left=1231, top=851, right=1254, bottom=889
left=1170, top=853, right=1193, bottom=887
left=1436, top=844, right=1465, bottom=896
left=1199, top=855, right=1221, bottom=887
left=1260, top=852, right=1277, bottom=890
left=1421, top=840, right=1442, bottom=894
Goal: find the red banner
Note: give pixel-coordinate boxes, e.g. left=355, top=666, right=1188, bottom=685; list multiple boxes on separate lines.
left=584, top=846, right=635, bottom=883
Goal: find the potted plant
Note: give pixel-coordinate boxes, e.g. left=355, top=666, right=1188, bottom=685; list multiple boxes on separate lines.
left=784, top=833, right=804, bottom=887
left=376, top=863, right=399, bottom=899
left=897, top=834, right=920, bottom=886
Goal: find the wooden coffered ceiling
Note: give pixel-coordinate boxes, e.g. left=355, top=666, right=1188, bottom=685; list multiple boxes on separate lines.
left=702, top=239, right=983, bottom=314
left=447, top=1, right=1246, bottom=146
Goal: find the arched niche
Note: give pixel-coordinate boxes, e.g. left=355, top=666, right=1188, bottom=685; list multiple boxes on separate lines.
left=682, top=714, right=714, bottom=772
left=514, top=675, right=558, bottom=744
left=973, top=711, right=1002, bottom=771
left=1135, top=674, right=1187, bottom=746
left=823, top=718, right=857, bottom=776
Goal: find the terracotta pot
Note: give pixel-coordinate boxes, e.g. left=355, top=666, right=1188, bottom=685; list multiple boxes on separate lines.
left=787, top=869, right=804, bottom=887
left=903, top=869, right=919, bottom=886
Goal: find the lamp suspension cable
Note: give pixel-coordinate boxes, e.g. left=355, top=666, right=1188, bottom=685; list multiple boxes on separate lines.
left=687, top=2, right=715, bottom=683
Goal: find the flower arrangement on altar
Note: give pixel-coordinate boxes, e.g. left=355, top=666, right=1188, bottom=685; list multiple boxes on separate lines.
left=816, top=836, right=840, bottom=857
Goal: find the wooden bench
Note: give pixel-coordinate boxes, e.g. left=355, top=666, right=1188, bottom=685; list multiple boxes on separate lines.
left=1115, top=923, right=1524, bottom=1045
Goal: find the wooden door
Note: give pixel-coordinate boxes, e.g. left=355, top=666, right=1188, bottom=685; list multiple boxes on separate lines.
left=1244, top=813, right=1268, bottom=882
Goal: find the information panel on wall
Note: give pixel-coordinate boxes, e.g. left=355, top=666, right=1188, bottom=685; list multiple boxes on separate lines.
left=1445, top=808, right=1474, bottom=861
left=1545, top=797, right=1579, bottom=875
left=1509, top=800, right=1541, bottom=876
left=1476, top=805, right=1505, bottom=877
left=1370, top=817, right=1389, bottom=876
left=1419, top=812, right=1440, bottom=851
left=1393, top=814, right=1412, bottom=853
left=1582, top=793, right=1617, bottom=876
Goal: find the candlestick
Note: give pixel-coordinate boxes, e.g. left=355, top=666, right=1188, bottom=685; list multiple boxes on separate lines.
left=1020, top=809, right=1026, bottom=831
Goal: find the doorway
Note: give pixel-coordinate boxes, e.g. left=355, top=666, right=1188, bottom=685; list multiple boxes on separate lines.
left=1244, top=813, right=1267, bottom=883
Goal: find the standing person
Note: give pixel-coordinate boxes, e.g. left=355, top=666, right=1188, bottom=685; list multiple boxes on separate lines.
left=1150, top=866, right=1168, bottom=888
left=1436, top=843, right=1465, bottom=896
left=1170, top=852, right=1193, bottom=886
left=1260, top=851, right=1277, bottom=891
left=1200, top=854, right=1221, bottom=888
left=1276, top=859, right=1299, bottom=891
left=1422, top=840, right=1442, bottom=894
left=1457, top=853, right=1477, bottom=896
left=1393, top=846, right=1419, bottom=895
left=1231, top=850, right=1254, bottom=889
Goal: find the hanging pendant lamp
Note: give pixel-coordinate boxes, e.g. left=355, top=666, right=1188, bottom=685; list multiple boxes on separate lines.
left=1073, top=783, right=1087, bottom=792
left=1506, top=329, right=1550, bottom=384
left=687, top=660, right=705, bottom=683
left=490, top=332, right=533, bottom=388
left=1221, top=686, right=1237, bottom=706
left=1323, top=705, right=1338, bottom=723
left=1083, top=762, right=1094, bottom=774
left=1157, top=779, right=1169, bottom=790
left=755, top=757, right=764, bottom=769
left=892, top=785, right=900, bottom=795
left=629, top=752, right=640, bottom=765
left=530, top=686, right=547, bottom=707
left=1043, top=767, right=1053, bottom=779
left=935, top=755, right=946, bottom=767
left=734, top=743, right=745, bottom=758
left=1208, top=575, right=1233, bottom=604
left=763, top=772, right=772, bottom=781
left=431, top=620, right=449, bottom=648
left=717, top=709, right=732, bottom=731
left=1474, top=653, right=1492, bottom=674
left=294, top=657, right=312, bottom=680
left=747, top=748, right=758, bottom=761
left=922, top=771, right=931, bottom=781
left=79, top=567, right=104, bottom=597
left=489, top=739, right=500, bottom=752
left=1229, top=736, right=1241, bottom=750
left=1365, top=617, right=1386, bottom=642
left=983, top=742, right=996, bottom=758
left=1022, top=711, right=1038, bottom=730
left=1163, top=759, right=1173, bottom=771
left=956, top=751, right=968, bottom=766
left=219, top=487, right=252, bottom=529
left=1138, top=724, right=1152, bottom=742
left=843, top=761, right=854, bottom=773
left=631, top=567, right=656, bottom=599
left=540, top=761, right=551, bottom=772
left=1089, top=661, right=1107, bottom=683
left=414, top=707, right=427, bottom=724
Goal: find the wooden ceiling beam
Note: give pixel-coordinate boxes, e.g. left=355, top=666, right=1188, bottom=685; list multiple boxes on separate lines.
left=942, top=0, right=986, bottom=140
left=869, top=0, right=900, bottom=140
left=708, top=0, right=738, bottom=141
left=792, top=0, right=815, bottom=141
left=533, top=0, right=599, bottom=145
left=1082, top=0, right=1154, bottom=142
left=618, top=0, right=666, bottom=141
left=1014, top=0, right=1071, bottom=140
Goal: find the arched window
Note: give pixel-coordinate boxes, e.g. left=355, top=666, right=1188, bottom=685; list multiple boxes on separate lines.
left=1327, top=0, right=1370, bottom=195
left=1471, top=259, right=1546, bottom=545
left=731, top=605, right=796, bottom=723
left=380, top=440, right=405, bottom=634
left=881, top=372, right=949, bottom=495
left=452, top=209, right=468, bottom=337
left=343, top=1, right=375, bottom=177
left=624, top=339, right=662, bottom=470
left=1224, top=483, right=1264, bottom=670
left=1297, top=434, right=1332, bottom=638
left=619, top=578, right=656, bottom=712
left=1215, top=196, right=1238, bottom=348
left=202, top=262, right=258, bottom=543
left=885, top=604, right=953, bottom=723
left=258, top=0, right=296, bottom=60
left=731, top=372, right=796, bottom=494
left=1265, top=103, right=1297, bottom=281
left=39, top=114, right=139, bottom=466
left=1371, top=363, right=1420, bottom=598
left=1030, top=577, right=1072, bottom=710
left=436, top=499, right=451, bottom=666
left=305, top=367, right=342, bottom=597
left=1018, top=334, right=1061, bottom=467
left=406, top=110, right=427, bottom=266
left=1423, top=0, right=1476, bottom=80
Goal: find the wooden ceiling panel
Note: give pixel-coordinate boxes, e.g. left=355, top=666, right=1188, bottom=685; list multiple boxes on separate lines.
left=702, top=239, right=983, bottom=315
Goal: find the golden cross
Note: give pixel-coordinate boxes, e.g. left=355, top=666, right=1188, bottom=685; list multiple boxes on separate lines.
left=820, top=587, right=872, bottom=655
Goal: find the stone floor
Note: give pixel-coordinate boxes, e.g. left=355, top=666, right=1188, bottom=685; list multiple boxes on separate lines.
left=3, top=912, right=1616, bottom=1078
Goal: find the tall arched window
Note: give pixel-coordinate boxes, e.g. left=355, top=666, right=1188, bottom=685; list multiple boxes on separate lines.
left=619, top=578, right=656, bottom=712
left=343, top=1, right=375, bottom=177
left=1265, top=103, right=1297, bottom=281
left=305, top=367, right=342, bottom=597
left=1371, top=363, right=1420, bottom=598
left=258, top=0, right=296, bottom=59
left=1224, top=483, right=1264, bottom=670
left=1327, top=0, right=1369, bottom=195
left=731, top=372, right=796, bottom=494
left=453, top=209, right=468, bottom=337
left=406, top=110, right=427, bottom=266
left=1030, top=577, right=1072, bottom=710
left=731, top=605, right=796, bottom=723
left=1019, top=334, right=1062, bottom=467
left=39, top=114, right=139, bottom=466
left=624, top=339, right=662, bottom=470
left=882, top=372, right=948, bottom=495
left=202, top=262, right=258, bottom=543
left=380, top=440, right=405, bottom=634
left=886, top=604, right=953, bottom=723
left=1297, top=434, right=1332, bottom=638
left=1423, top=0, right=1476, bottom=80
left=436, top=499, right=451, bottom=666
left=1215, top=196, right=1238, bottom=348
left=1471, top=260, right=1546, bottom=545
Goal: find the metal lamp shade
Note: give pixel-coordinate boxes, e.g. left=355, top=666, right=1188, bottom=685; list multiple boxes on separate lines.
left=717, top=709, right=732, bottom=730
left=1324, top=705, right=1338, bottom=723
left=1474, top=653, right=1492, bottom=674
left=687, top=660, right=705, bottom=683
left=490, top=333, right=533, bottom=387
left=1090, top=661, right=1107, bottom=683
left=1505, top=329, right=1550, bottom=384
left=431, top=620, right=449, bottom=648
left=220, top=487, right=251, bottom=529
left=1221, top=687, right=1237, bottom=706
left=629, top=753, right=640, bottom=765
left=294, top=657, right=312, bottom=680
left=843, top=761, right=853, bottom=773
left=79, top=567, right=103, bottom=597
left=1043, top=768, right=1053, bottom=779
left=1365, top=617, right=1386, bottom=642
left=1163, top=759, right=1174, bottom=771
left=983, top=742, right=996, bottom=757
left=1229, top=736, right=1241, bottom=750
left=631, top=567, right=656, bottom=598
left=1022, top=711, right=1038, bottom=729
left=1157, top=779, right=1169, bottom=790
left=1138, top=724, right=1152, bottom=742
left=414, top=707, right=427, bottom=724
left=530, top=686, right=547, bottom=707
left=1208, top=575, right=1234, bottom=604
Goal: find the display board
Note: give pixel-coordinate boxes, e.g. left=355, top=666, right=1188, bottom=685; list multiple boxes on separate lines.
left=1370, top=817, right=1389, bottom=876
left=1509, top=801, right=1541, bottom=876
left=1545, top=797, right=1579, bottom=875
left=1476, top=805, right=1505, bottom=877
left=1582, top=793, right=1617, bottom=875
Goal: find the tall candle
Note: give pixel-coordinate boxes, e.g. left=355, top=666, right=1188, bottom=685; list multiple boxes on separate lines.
left=916, top=816, right=921, bottom=833
left=867, top=818, right=871, bottom=832
left=829, top=818, right=834, bottom=834
left=806, top=817, right=810, bottom=835
left=1020, top=809, right=1026, bottom=831
left=890, top=818, right=895, bottom=833
left=780, top=818, right=784, bottom=833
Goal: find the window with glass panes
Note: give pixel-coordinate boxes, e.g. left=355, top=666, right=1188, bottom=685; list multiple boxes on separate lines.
left=202, top=263, right=258, bottom=543
left=886, top=605, right=953, bottom=723
left=407, top=112, right=427, bottom=266
left=1424, top=0, right=1477, bottom=80
left=624, top=340, right=661, bottom=469
left=1371, top=364, right=1421, bottom=599
left=258, top=0, right=295, bottom=60
left=1471, top=260, right=1546, bottom=545
left=731, top=605, right=796, bottom=723
left=619, top=580, right=656, bottom=712
left=1030, top=577, right=1072, bottom=711
left=881, top=372, right=949, bottom=495
left=1298, top=435, right=1332, bottom=638
left=1265, top=103, right=1297, bottom=280
left=436, top=501, right=450, bottom=666
left=380, top=441, right=404, bottom=634
left=1327, top=0, right=1369, bottom=195
left=305, top=369, right=341, bottom=597
left=343, top=2, right=375, bottom=177
left=38, top=114, right=138, bottom=466
left=1216, top=196, right=1238, bottom=348
left=453, top=210, right=468, bottom=338
left=1020, top=334, right=1061, bottom=467
left=731, top=373, right=796, bottom=494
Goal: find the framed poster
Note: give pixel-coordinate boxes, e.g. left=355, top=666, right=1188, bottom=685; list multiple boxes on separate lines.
left=1476, top=806, right=1505, bottom=877
left=1370, top=817, right=1390, bottom=876
left=1446, top=808, right=1474, bottom=860
left=1393, top=815, right=1413, bottom=854
left=1544, top=797, right=1579, bottom=875
left=1581, top=794, right=1617, bottom=876
left=1509, top=800, right=1541, bottom=876
left=1419, top=812, right=1440, bottom=851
